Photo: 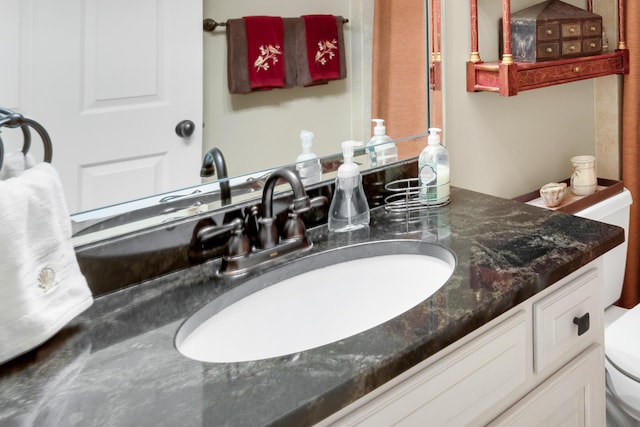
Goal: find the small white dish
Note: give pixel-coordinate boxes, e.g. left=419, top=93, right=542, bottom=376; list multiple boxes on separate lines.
left=540, top=182, right=567, bottom=208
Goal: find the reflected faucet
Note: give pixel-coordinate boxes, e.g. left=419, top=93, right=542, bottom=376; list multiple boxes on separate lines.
left=200, top=147, right=231, bottom=205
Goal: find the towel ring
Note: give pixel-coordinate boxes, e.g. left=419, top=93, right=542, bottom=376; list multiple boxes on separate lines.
left=0, top=112, right=52, bottom=163
left=0, top=107, right=31, bottom=156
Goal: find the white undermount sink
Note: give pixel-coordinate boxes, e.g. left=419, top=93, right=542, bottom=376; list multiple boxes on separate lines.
left=175, top=240, right=455, bottom=363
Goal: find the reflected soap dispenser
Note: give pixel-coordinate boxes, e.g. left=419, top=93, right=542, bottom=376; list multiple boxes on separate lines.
left=328, top=140, right=370, bottom=232
left=418, top=127, right=450, bottom=206
left=295, top=130, right=322, bottom=186
left=366, top=119, right=398, bottom=167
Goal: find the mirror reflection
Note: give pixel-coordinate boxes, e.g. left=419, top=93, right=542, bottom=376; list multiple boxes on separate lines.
left=2, top=0, right=433, bottom=246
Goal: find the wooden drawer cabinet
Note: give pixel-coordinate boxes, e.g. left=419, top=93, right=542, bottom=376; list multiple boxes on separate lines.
left=466, top=0, right=629, bottom=96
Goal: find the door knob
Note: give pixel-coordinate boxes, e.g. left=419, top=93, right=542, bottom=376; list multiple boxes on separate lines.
left=175, top=120, right=196, bottom=138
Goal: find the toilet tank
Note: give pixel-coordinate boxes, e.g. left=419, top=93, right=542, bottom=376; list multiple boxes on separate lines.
left=574, top=189, right=632, bottom=307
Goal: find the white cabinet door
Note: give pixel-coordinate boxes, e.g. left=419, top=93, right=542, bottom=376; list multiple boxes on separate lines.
left=2, top=0, right=203, bottom=213
left=489, top=344, right=606, bottom=427
left=328, top=311, right=528, bottom=426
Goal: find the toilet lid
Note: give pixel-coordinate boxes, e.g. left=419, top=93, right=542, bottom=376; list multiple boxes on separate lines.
left=606, top=304, right=640, bottom=380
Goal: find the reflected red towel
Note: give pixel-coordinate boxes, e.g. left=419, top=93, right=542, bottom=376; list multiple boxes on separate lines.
left=302, top=15, right=341, bottom=82
left=243, top=16, right=285, bottom=90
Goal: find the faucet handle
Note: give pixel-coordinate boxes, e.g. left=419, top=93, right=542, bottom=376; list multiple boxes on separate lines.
left=189, top=217, right=242, bottom=262
left=225, top=223, right=251, bottom=258
left=195, top=217, right=242, bottom=242
left=283, top=211, right=306, bottom=240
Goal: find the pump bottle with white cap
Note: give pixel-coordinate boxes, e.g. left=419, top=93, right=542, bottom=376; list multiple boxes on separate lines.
left=295, top=130, right=322, bottom=186
left=418, top=127, right=450, bottom=205
left=328, top=140, right=370, bottom=232
left=366, top=119, right=398, bottom=168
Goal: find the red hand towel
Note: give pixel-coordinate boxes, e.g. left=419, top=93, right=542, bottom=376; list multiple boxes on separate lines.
left=243, top=16, right=285, bottom=90
left=302, top=15, right=341, bottom=82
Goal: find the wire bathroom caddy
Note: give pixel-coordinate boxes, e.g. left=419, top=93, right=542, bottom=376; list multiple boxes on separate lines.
left=384, top=178, right=450, bottom=213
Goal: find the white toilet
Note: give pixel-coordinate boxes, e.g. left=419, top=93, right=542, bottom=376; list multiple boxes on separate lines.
left=573, top=188, right=639, bottom=423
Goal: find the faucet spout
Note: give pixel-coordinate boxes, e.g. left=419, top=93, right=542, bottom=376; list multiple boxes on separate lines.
left=200, top=147, right=231, bottom=205
left=261, top=168, right=310, bottom=219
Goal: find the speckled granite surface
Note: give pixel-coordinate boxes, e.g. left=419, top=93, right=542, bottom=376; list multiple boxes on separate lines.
left=0, top=187, right=623, bottom=426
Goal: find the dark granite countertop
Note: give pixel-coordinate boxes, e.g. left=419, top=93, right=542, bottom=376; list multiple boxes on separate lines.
left=0, top=187, right=624, bottom=426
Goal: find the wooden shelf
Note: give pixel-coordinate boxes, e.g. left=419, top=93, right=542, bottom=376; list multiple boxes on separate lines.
left=467, top=50, right=628, bottom=96
left=513, top=178, right=623, bottom=214
left=467, top=0, right=629, bottom=96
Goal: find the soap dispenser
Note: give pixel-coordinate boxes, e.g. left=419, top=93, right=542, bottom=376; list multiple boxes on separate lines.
left=295, top=130, right=322, bottom=186
left=328, top=140, right=370, bottom=232
left=418, top=128, right=450, bottom=205
left=366, top=119, right=398, bottom=167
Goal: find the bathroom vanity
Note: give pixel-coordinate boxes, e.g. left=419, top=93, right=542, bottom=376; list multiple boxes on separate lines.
left=0, top=186, right=622, bottom=426
left=321, top=260, right=604, bottom=425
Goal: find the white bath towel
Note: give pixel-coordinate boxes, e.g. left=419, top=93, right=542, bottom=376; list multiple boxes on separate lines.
left=0, top=162, right=93, bottom=364
left=0, top=151, right=36, bottom=180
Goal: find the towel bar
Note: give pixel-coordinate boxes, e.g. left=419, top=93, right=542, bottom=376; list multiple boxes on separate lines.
left=0, top=107, right=32, bottom=157
left=0, top=108, right=53, bottom=168
left=203, top=17, right=349, bottom=32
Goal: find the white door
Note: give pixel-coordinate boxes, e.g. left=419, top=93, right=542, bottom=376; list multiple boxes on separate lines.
left=1, top=0, right=203, bottom=213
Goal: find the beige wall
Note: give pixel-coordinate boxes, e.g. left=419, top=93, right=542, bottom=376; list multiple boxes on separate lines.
left=202, top=1, right=372, bottom=178
left=443, top=0, right=622, bottom=199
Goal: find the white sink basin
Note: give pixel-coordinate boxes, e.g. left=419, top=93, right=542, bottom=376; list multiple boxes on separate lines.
left=175, top=240, right=455, bottom=363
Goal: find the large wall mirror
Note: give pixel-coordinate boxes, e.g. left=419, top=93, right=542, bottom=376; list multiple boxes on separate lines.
left=1, top=0, right=440, bottom=247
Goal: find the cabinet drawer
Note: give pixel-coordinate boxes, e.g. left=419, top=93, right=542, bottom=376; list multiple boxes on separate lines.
left=583, top=38, right=602, bottom=54
left=537, top=24, right=559, bottom=41
left=517, top=54, right=625, bottom=89
left=562, top=40, right=582, bottom=55
left=583, top=20, right=602, bottom=37
left=537, top=43, right=559, bottom=60
left=533, top=268, right=599, bottom=373
left=561, top=22, right=581, bottom=38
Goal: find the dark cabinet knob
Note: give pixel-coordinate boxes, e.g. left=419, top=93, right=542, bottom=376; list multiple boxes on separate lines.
left=175, top=120, right=196, bottom=138
left=573, top=313, right=590, bottom=336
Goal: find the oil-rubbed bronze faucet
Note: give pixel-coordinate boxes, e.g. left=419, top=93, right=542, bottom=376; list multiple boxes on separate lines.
left=200, top=147, right=231, bottom=205
left=190, top=167, right=327, bottom=276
